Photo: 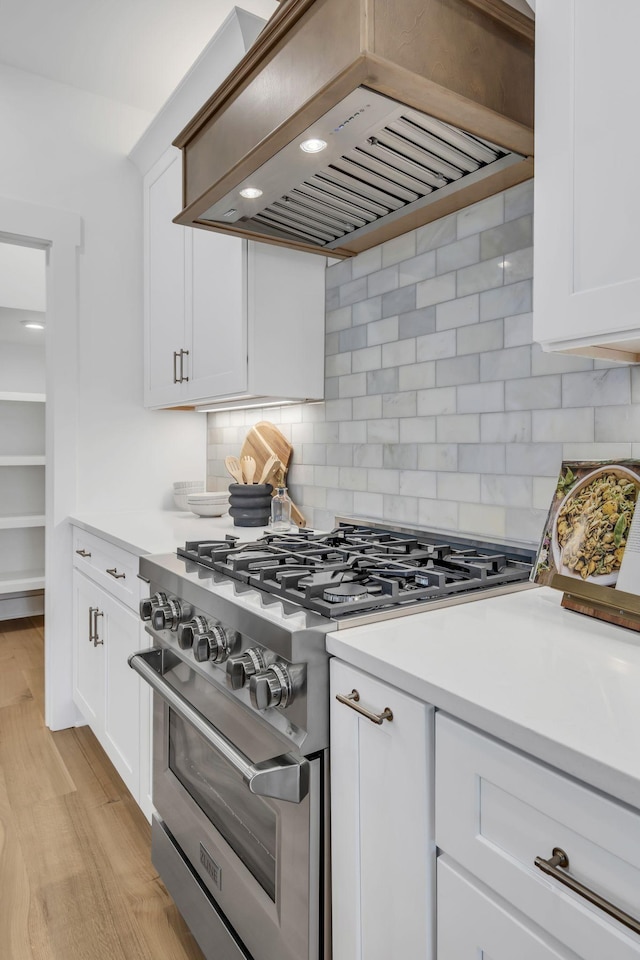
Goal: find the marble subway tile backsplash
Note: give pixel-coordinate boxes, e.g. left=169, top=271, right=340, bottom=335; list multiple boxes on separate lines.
left=207, top=180, right=638, bottom=543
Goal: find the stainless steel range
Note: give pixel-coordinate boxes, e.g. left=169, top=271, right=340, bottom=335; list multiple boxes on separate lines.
left=129, top=518, right=534, bottom=960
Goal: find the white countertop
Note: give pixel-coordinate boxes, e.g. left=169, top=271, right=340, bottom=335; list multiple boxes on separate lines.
left=327, top=585, right=640, bottom=809
left=68, top=510, right=272, bottom=556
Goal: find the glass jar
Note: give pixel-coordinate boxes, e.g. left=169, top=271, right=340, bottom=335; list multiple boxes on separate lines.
left=270, top=486, right=292, bottom=532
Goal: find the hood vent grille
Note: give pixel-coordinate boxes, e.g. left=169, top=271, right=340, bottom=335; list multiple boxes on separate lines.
left=202, top=90, right=523, bottom=251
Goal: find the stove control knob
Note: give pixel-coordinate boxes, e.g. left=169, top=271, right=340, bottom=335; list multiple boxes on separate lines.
left=193, top=623, right=232, bottom=663
left=176, top=617, right=199, bottom=650
left=226, top=648, right=266, bottom=690
left=139, top=592, right=166, bottom=622
left=250, top=664, right=292, bottom=711
left=152, top=597, right=185, bottom=632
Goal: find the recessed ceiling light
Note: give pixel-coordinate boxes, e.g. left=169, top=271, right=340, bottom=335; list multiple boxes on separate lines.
left=300, top=138, right=327, bottom=154
left=21, top=319, right=45, bottom=330
left=239, top=187, right=263, bottom=199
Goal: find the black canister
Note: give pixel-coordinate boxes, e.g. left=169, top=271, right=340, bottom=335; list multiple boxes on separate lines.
left=228, top=483, right=273, bottom=526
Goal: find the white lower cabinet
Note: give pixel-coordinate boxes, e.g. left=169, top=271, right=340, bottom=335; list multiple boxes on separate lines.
left=438, top=857, right=574, bottom=960
left=329, top=659, right=435, bottom=960
left=435, top=714, right=640, bottom=960
left=72, top=527, right=152, bottom=820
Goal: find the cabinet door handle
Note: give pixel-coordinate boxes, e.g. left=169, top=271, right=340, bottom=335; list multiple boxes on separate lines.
left=534, top=847, right=640, bottom=935
left=336, top=689, right=393, bottom=725
left=106, top=567, right=126, bottom=580
left=173, top=350, right=180, bottom=384
left=93, top=609, right=104, bottom=647
left=180, top=348, right=189, bottom=383
left=89, top=605, right=97, bottom=643
left=76, top=548, right=91, bottom=558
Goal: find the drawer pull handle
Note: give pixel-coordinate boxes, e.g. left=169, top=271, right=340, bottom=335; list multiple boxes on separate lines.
left=336, top=689, right=393, bottom=725
left=106, top=567, right=126, bottom=580
left=76, top=549, right=91, bottom=558
left=534, top=847, right=640, bottom=936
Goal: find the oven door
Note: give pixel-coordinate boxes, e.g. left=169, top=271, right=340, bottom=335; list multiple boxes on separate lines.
left=130, top=647, right=323, bottom=960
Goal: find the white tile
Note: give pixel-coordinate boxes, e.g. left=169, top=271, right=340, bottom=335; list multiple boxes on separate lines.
left=436, top=413, right=480, bottom=443
left=353, top=491, right=384, bottom=518
left=562, top=368, right=631, bottom=408
left=595, top=405, right=640, bottom=442
left=456, top=257, right=504, bottom=297
left=532, top=476, right=557, bottom=511
left=436, top=354, right=480, bottom=387
left=367, top=418, right=400, bottom=443
left=314, top=465, right=340, bottom=487
left=417, top=386, right=457, bottom=416
left=480, top=280, right=532, bottom=322
left=399, top=417, right=436, bottom=443
left=416, top=215, right=456, bottom=253
left=530, top=344, right=593, bottom=376
left=503, top=247, right=533, bottom=285
left=532, top=408, right=594, bottom=442
left=382, top=232, right=416, bottom=266
left=505, top=507, right=546, bottom=543
left=437, top=472, right=480, bottom=502
left=504, top=312, right=533, bottom=348
left=505, top=443, right=563, bottom=477
left=353, top=394, right=382, bottom=420
left=480, top=345, right=531, bottom=382
left=324, top=398, right=353, bottom=421
left=436, top=294, right=479, bottom=330
left=338, top=466, right=369, bottom=491
left=457, top=382, right=504, bottom=414
left=416, top=272, right=456, bottom=308
left=458, top=502, right=506, bottom=538
left=368, top=265, right=399, bottom=297
left=399, top=361, right=436, bottom=391
left=382, top=339, right=416, bottom=368
left=327, top=488, right=354, bottom=513
left=505, top=375, right=561, bottom=411
left=399, top=251, right=437, bottom=287
left=436, top=235, right=480, bottom=274
left=326, top=306, right=352, bottom=332
left=353, top=443, right=383, bottom=468
left=481, top=411, right=531, bottom=443
left=338, top=372, right=367, bottom=398
left=339, top=420, right=367, bottom=443
left=313, top=421, right=339, bottom=443
left=382, top=495, right=419, bottom=525
left=458, top=443, right=506, bottom=473
left=327, top=443, right=353, bottom=466
left=399, top=470, right=437, bottom=498
left=418, top=497, right=459, bottom=531
left=480, top=215, right=533, bottom=260
left=301, top=442, right=327, bottom=465
left=382, top=392, right=417, bottom=418
left=416, top=329, right=457, bottom=362
left=505, top=180, right=534, bottom=221
left=326, top=352, right=351, bottom=377
left=457, top=194, right=504, bottom=239
left=481, top=474, right=532, bottom=508
left=383, top=443, right=418, bottom=470
left=457, top=319, right=503, bottom=356
left=291, top=421, right=315, bottom=444
left=418, top=444, right=458, bottom=471
left=301, top=485, right=327, bottom=508
left=351, top=245, right=382, bottom=279
left=352, top=345, right=382, bottom=373
left=563, top=442, right=633, bottom=461
left=367, top=316, right=399, bottom=346
left=367, top=468, right=400, bottom=494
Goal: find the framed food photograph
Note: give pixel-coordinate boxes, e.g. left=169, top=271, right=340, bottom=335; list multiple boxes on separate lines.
left=533, top=460, right=640, bottom=628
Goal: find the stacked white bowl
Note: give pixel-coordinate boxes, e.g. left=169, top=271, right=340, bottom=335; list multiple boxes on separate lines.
left=173, top=480, right=204, bottom=511
left=186, top=491, right=230, bottom=518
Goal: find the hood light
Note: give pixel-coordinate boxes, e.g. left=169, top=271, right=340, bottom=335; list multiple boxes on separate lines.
left=21, top=320, right=45, bottom=330
left=300, top=138, right=327, bottom=154
left=240, top=187, right=263, bottom=199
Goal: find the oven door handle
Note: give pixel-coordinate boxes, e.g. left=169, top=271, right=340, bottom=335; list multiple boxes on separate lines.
left=129, top=649, right=310, bottom=804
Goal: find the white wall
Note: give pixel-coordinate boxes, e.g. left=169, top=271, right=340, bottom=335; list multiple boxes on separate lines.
left=0, top=63, right=205, bottom=514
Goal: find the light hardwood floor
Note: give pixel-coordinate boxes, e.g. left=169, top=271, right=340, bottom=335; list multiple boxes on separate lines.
left=0, top=616, right=205, bottom=960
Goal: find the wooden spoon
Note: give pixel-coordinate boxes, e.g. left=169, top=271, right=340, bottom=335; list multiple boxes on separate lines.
left=225, top=455, right=244, bottom=484
left=241, top=455, right=256, bottom=484
left=258, top=454, right=280, bottom=485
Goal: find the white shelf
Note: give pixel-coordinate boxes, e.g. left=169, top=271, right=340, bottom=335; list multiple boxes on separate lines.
left=0, top=569, right=45, bottom=594
left=0, top=392, right=46, bottom=403
left=0, top=514, right=45, bottom=530
left=0, top=455, right=45, bottom=466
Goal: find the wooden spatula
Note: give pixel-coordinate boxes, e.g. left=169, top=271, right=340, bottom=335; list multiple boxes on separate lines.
left=241, top=455, right=256, bottom=484
left=225, top=456, right=244, bottom=484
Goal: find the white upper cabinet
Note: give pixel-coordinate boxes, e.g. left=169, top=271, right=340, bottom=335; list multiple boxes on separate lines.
left=533, top=0, right=640, bottom=361
left=131, top=7, right=325, bottom=411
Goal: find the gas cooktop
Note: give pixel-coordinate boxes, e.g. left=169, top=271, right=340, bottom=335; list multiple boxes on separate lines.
left=177, top=520, right=535, bottom=621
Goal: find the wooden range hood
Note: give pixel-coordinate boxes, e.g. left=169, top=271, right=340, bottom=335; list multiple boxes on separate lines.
left=173, top=0, right=534, bottom=258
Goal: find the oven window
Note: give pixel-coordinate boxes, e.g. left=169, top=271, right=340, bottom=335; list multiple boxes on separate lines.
left=168, top=709, right=277, bottom=900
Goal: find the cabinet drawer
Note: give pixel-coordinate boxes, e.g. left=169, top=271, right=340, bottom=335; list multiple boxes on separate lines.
left=436, top=714, right=640, bottom=959
left=72, top=527, right=143, bottom=612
